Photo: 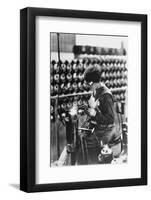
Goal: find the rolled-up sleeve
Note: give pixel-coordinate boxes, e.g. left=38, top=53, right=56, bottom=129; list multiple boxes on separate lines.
left=91, top=94, right=115, bottom=125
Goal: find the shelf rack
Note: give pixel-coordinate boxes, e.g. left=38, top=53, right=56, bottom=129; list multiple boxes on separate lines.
left=51, top=87, right=127, bottom=100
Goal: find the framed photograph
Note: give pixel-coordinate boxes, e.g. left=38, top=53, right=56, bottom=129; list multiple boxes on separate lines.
left=20, top=7, right=147, bottom=192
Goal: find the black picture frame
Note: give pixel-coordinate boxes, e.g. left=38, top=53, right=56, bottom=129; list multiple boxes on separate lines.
left=20, top=7, right=147, bottom=192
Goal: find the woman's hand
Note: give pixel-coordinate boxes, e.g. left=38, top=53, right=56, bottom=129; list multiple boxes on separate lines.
left=88, top=108, right=96, bottom=116
left=88, top=96, right=98, bottom=109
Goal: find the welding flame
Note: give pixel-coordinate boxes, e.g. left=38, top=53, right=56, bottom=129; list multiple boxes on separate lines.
left=69, top=103, right=78, bottom=116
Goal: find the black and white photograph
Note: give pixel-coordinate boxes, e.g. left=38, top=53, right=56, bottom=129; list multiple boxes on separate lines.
left=20, top=7, right=147, bottom=192
left=19, top=7, right=148, bottom=193
left=50, top=33, right=128, bottom=167
left=0, top=0, right=149, bottom=197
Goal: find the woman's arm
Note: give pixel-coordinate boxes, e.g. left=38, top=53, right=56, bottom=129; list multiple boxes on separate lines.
left=90, top=93, right=115, bottom=125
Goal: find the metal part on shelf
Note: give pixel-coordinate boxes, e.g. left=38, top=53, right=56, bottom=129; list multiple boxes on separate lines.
left=51, top=87, right=127, bottom=99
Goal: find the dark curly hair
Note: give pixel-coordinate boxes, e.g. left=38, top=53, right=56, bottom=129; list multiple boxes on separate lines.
left=84, top=65, right=101, bottom=83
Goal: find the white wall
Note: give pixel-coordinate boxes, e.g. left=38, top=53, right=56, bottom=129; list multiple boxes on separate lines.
left=0, top=0, right=150, bottom=199
left=51, top=52, right=74, bottom=61
left=76, top=34, right=128, bottom=50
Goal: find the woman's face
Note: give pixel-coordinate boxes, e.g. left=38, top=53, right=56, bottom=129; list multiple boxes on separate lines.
left=88, top=82, right=94, bottom=92
left=89, top=82, right=100, bottom=92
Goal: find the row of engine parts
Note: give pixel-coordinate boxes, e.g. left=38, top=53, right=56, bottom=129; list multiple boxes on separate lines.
left=50, top=57, right=127, bottom=96
left=73, top=45, right=126, bottom=56
left=51, top=56, right=127, bottom=74
left=50, top=56, right=127, bottom=121
left=51, top=79, right=127, bottom=96
left=50, top=90, right=126, bottom=121
left=51, top=71, right=127, bottom=83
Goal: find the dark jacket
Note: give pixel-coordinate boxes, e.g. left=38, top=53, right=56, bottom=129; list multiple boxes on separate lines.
left=85, top=83, right=121, bottom=149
